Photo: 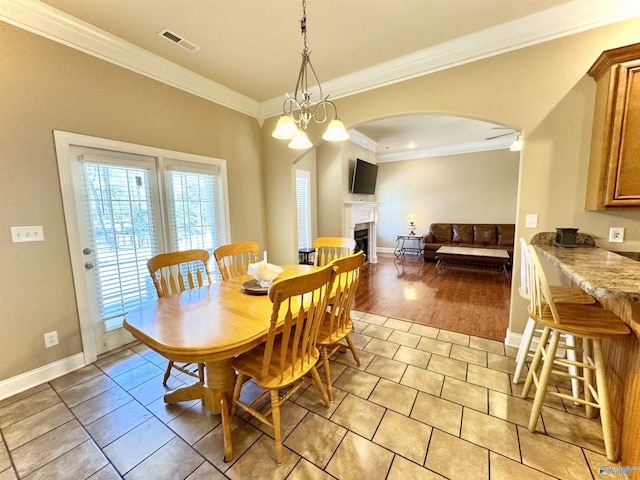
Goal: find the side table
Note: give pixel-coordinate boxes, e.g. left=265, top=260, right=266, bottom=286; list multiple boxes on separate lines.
left=298, top=247, right=315, bottom=265
left=394, top=235, right=424, bottom=258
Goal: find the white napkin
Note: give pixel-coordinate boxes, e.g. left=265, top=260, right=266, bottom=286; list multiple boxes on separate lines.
left=248, top=261, right=284, bottom=286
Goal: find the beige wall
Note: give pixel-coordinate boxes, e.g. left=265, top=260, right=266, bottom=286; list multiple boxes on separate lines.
left=315, top=141, right=377, bottom=238
left=0, top=24, right=265, bottom=380
left=376, top=150, right=519, bottom=249
left=263, top=17, right=640, bottom=340
left=4, top=14, right=640, bottom=385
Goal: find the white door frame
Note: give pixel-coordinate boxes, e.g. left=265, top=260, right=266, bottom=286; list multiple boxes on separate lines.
left=54, top=130, right=231, bottom=365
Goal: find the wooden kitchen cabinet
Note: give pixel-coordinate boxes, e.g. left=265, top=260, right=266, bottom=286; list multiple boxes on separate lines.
left=585, top=42, right=640, bottom=210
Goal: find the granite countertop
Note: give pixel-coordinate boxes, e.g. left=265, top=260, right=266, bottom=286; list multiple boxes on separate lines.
left=532, top=244, right=640, bottom=302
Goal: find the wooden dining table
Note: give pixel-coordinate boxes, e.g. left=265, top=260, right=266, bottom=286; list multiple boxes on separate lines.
left=123, top=264, right=315, bottom=416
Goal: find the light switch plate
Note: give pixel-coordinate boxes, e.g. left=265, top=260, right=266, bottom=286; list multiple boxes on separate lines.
left=525, top=214, right=538, bottom=228
left=609, top=227, right=624, bottom=243
left=11, top=226, right=44, bottom=243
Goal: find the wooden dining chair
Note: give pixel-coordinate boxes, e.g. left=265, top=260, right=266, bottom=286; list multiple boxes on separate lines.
left=313, top=237, right=356, bottom=267
left=513, top=239, right=595, bottom=396
left=521, top=245, right=630, bottom=462
left=147, top=249, right=211, bottom=385
left=221, top=264, right=337, bottom=464
left=317, top=251, right=365, bottom=400
left=213, top=241, right=260, bottom=280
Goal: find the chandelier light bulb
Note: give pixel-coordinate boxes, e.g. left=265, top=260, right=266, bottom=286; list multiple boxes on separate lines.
left=322, top=118, right=350, bottom=141
left=272, top=115, right=298, bottom=140
left=288, top=129, right=313, bottom=149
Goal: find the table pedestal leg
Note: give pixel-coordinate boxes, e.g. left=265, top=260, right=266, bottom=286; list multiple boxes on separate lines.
left=163, top=359, right=237, bottom=415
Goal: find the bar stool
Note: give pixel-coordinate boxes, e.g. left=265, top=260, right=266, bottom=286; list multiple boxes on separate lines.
left=521, top=245, right=630, bottom=462
left=513, top=238, right=596, bottom=395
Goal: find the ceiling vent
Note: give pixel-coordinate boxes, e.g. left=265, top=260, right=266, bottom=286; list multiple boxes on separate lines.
left=158, top=29, right=199, bottom=52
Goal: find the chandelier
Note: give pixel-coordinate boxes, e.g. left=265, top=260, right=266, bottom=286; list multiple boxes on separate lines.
left=272, top=0, right=349, bottom=149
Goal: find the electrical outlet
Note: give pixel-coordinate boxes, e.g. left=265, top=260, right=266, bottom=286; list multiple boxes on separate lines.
left=11, top=225, right=44, bottom=243
left=44, top=331, right=59, bottom=348
left=609, top=227, right=625, bottom=243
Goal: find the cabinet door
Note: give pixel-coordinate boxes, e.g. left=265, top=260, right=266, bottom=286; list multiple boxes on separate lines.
left=604, top=60, right=640, bottom=207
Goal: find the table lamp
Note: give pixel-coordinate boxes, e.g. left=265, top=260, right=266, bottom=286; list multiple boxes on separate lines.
left=407, top=214, right=417, bottom=235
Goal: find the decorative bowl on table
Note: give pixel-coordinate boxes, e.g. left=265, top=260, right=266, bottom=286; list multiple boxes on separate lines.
left=242, top=261, right=284, bottom=294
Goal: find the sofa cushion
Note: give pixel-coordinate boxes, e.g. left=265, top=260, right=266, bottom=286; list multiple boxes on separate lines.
left=430, top=224, right=453, bottom=243
left=497, top=224, right=515, bottom=246
left=474, top=225, right=497, bottom=245
left=452, top=224, right=474, bottom=244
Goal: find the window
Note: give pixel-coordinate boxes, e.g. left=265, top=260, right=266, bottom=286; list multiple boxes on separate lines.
left=296, top=170, right=312, bottom=249
left=80, top=153, right=226, bottom=332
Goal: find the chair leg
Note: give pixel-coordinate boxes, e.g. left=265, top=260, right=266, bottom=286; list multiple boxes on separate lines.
left=220, top=394, right=233, bottom=463
left=344, top=335, right=361, bottom=366
left=528, top=329, right=561, bottom=432
left=320, top=347, right=334, bottom=401
left=513, top=317, right=537, bottom=384
left=163, top=361, right=173, bottom=386
left=522, top=326, right=551, bottom=398
left=310, top=365, right=331, bottom=407
left=198, top=363, right=205, bottom=384
left=593, top=339, right=618, bottom=462
left=231, top=373, right=247, bottom=416
left=270, top=389, right=283, bottom=465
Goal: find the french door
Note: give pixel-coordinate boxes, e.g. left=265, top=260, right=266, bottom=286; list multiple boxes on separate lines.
left=54, top=131, right=230, bottom=362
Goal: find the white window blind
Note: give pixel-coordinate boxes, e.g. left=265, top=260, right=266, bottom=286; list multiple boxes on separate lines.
left=167, top=168, right=221, bottom=280
left=82, top=161, right=159, bottom=328
left=296, top=170, right=312, bottom=249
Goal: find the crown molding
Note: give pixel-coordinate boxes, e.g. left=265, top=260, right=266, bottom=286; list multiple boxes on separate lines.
left=347, top=130, right=377, bottom=152
left=260, top=0, right=640, bottom=119
left=0, top=0, right=259, bottom=117
left=376, top=136, right=516, bottom=163
left=2, top=0, right=639, bottom=122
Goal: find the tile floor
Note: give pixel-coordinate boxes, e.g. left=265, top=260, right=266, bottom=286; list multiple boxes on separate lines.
left=0, top=311, right=620, bottom=480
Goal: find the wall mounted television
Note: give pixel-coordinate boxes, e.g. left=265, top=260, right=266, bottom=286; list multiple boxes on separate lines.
left=351, top=158, right=378, bottom=195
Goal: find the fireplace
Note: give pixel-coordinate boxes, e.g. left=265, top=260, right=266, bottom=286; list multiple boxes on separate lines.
left=344, top=201, right=379, bottom=264
left=354, top=223, right=370, bottom=262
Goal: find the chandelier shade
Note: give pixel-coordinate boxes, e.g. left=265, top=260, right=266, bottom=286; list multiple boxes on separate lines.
left=288, top=129, right=313, bottom=149
left=272, top=0, right=349, bottom=149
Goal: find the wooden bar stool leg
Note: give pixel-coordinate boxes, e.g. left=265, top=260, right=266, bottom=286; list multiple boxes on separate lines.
left=522, top=326, right=552, bottom=398
left=583, top=339, right=595, bottom=419
left=528, top=329, right=561, bottom=432
left=564, top=334, right=581, bottom=401
left=593, top=340, right=618, bottom=462
left=514, top=317, right=537, bottom=384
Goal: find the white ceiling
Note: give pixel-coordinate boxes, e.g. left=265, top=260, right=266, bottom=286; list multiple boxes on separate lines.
left=6, top=0, right=640, bottom=158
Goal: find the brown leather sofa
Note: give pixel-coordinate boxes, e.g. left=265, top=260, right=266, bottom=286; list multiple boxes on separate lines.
left=422, top=223, right=515, bottom=261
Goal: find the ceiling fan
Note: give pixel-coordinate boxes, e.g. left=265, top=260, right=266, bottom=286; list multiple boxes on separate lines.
left=486, top=128, right=518, bottom=140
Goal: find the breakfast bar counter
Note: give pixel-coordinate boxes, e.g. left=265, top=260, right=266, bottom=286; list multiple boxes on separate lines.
left=530, top=239, right=640, bottom=469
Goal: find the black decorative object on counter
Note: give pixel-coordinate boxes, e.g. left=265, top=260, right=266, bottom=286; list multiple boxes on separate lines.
left=555, top=228, right=579, bottom=247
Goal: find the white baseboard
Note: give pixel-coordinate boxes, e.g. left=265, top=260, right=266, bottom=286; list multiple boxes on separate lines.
left=504, top=328, right=523, bottom=349
left=0, top=353, right=86, bottom=401
left=377, top=247, right=395, bottom=254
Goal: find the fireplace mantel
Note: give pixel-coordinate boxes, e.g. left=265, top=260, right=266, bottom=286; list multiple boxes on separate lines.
left=344, top=201, right=379, bottom=263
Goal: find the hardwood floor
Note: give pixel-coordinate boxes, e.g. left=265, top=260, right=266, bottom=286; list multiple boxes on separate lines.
left=353, top=253, right=511, bottom=341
